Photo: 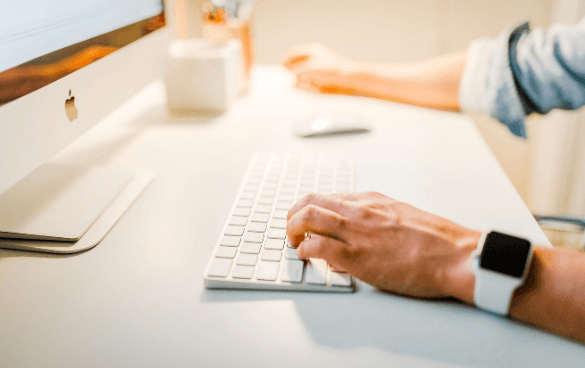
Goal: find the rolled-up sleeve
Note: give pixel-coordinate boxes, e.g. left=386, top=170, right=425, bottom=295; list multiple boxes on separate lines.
left=459, top=18, right=585, bottom=139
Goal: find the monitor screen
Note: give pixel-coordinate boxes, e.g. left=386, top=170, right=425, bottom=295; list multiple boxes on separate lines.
left=0, top=0, right=166, bottom=107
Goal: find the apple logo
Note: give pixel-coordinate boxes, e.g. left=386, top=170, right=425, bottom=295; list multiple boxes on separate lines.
left=65, top=90, right=78, bottom=122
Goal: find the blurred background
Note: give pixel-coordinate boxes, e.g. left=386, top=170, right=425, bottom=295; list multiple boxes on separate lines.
left=175, top=0, right=585, bottom=247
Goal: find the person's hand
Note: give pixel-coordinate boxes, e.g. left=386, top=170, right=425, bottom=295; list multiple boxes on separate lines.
left=281, top=43, right=357, bottom=94
left=286, top=192, right=481, bottom=303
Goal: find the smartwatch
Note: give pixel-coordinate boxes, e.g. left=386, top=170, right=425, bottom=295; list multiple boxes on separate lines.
left=471, top=231, right=534, bottom=315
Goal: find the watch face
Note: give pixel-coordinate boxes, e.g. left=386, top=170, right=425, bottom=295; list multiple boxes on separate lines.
left=480, top=232, right=531, bottom=278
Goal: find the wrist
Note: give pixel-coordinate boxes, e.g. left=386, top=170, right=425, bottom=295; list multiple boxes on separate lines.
left=443, top=230, right=481, bottom=304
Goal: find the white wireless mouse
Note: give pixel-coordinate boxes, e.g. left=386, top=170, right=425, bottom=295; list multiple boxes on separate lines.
left=292, top=112, right=372, bottom=138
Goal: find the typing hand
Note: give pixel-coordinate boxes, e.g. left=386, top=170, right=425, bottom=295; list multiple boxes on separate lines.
left=286, top=192, right=480, bottom=303
left=281, top=43, right=356, bottom=94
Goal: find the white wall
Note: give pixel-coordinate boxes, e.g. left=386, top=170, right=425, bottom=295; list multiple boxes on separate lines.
left=178, top=0, right=569, bottom=210
left=252, top=0, right=552, bottom=64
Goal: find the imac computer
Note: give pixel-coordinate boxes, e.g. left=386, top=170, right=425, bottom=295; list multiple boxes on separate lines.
left=0, top=0, right=173, bottom=252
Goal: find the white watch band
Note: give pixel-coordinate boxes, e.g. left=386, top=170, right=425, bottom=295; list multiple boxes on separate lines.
left=473, top=265, right=522, bottom=315
left=472, top=232, right=527, bottom=316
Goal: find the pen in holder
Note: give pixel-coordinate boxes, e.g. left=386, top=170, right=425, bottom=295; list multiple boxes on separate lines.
left=201, top=1, right=254, bottom=93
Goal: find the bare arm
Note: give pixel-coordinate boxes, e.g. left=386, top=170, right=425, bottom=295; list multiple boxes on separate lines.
left=509, top=246, right=585, bottom=342
left=286, top=192, right=585, bottom=344
left=281, top=43, right=467, bottom=111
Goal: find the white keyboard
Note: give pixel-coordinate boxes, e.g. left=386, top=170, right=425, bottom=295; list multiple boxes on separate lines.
left=203, top=153, right=356, bottom=292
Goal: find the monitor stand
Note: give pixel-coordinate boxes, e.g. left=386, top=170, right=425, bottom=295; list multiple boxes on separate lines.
left=0, top=164, right=154, bottom=254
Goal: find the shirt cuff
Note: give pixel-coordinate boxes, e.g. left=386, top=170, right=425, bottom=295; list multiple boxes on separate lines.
left=459, top=22, right=530, bottom=139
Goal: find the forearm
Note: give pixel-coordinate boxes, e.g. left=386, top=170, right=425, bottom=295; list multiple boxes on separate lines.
left=509, top=246, right=585, bottom=343
left=344, top=51, right=468, bottom=110
left=450, top=244, right=585, bottom=343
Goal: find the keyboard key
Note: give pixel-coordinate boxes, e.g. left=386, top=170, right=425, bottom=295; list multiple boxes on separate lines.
left=298, top=191, right=312, bottom=198
left=280, top=260, right=304, bottom=283
left=278, top=194, right=294, bottom=202
left=240, top=242, right=261, bottom=254
left=280, top=187, right=295, bottom=194
left=299, top=185, right=314, bottom=192
left=237, top=199, right=254, bottom=208
left=215, top=246, right=238, bottom=258
left=257, top=197, right=274, bottom=205
left=270, top=219, right=287, bottom=229
left=255, top=205, right=272, bottom=214
left=275, top=202, right=292, bottom=210
left=232, top=207, right=250, bottom=217
left=237, top=253, right=258, bottom=266
left=263, top=182, right=277, bottom=190
left=232, top=265, right=255, bottom=279
left=208, top=258, right=233, bottom=277
left=220, top=236, right=240, bottom=247
left=225, top=226, right=245, bottom=236
left=247, top=222, right=267, bottom=233
left=330, top=272, right=352, bottom=287
left=256, top=262, right=280, bottom=281
left=251, top=213, right=270, bottom=223
left=244, top=233, right=264, bottom=243
left=336, top=185, right=350, bottom=192
left=267, top=229, right=287, bottom=239
left=229, top=216, right=247, bottom=226
left=240, top=191, right=256, bottom=199
left=261, top=189, right=276, bottom=197
left=244, top=184, right=259, bottom=192
left=285, top=248, right=299, bottom=260
left=264, top=239, right=284, bottom=250
left=305, top=258, right=327, bottom=285
left=272, top=210, right=288, bottom=219
left=261, top=250, right=282, bottom=262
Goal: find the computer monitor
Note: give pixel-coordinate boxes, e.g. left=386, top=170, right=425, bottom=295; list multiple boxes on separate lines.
left=0, top=0, right=172, bottom=195
left=0, top=0, right=173, bottom=249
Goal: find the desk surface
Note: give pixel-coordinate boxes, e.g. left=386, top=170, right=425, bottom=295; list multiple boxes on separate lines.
left=1, top=66, right=583, bottom=367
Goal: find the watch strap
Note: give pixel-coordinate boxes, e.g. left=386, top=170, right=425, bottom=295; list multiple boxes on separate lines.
left=473, top=265, right=521, bottom=315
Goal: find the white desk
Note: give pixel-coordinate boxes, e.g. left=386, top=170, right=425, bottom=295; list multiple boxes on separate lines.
left=1, top=66, right=583, bottom=367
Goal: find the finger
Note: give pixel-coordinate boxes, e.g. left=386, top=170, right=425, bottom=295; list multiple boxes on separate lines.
left=296, top=73, right=312, bottom=89
left=294, top=72, right=353, bottom=96
left=329, top=192, right=367, bottom=201
left=297, top=80, right=342, bottom=95
left=287, top=204, right=349, bottom=247
left=329, top=262, right=348, bottom=273
left=282, top=53, right=309, bottom=70
left=297, top=82, right=323, bottom=94
left=295, top=76, right=325, bottom=94
left=331, top=192, right=396, bottom=203
left=295, top=74, right=325, bottom=94
left=281, top=44, right=314, bottom=69
left=296, top=234, right=351, bottom=267
left=287, top=193, right=349, bottom=221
